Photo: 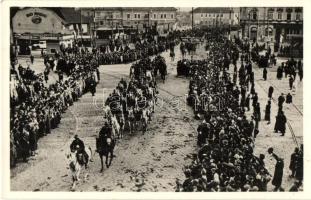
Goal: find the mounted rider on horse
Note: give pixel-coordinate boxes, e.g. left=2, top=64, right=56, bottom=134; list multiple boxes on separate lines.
left=70, top=135, right=89, bottom=167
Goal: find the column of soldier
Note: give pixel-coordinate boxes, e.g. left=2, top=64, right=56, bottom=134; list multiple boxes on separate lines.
left=97, top=56, right=163, bottom=149
left=10, top=34, right=177, bottom=167
left=176, top=32, right=303, bottom=192
left=97, top=39, right=171, bottom=65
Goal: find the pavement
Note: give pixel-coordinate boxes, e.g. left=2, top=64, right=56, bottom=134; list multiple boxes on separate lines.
left=11, top=45, right=200, bottom=191
left=10, top=42, right=303, bottom=191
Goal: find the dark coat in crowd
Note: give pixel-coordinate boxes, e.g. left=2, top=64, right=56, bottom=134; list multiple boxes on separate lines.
left=272, top=158, right=284, bottom=188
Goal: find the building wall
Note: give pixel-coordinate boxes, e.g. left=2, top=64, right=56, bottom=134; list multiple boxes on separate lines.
left=193, top=8, right=240, bottom=27
left=240, top=7, right=303, bottom=46
left=12, top=8, right=70, bottom=35
left=87, top=7, right=176, bottom=32
left=95, top=10, right=123, bottom=28
left=122, top=9, right=149, bottom=28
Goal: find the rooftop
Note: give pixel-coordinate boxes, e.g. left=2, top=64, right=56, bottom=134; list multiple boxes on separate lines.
left=192, top=7, right=233, bottom=13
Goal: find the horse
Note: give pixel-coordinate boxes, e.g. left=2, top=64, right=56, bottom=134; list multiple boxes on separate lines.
left=103, top=105, right=112, bottom=119
left=66, top=146, right=93, bottom=190
left=141, top=108, right=150, bottom=132
left=117, top=112, right=125, bottom=139
left=111, top=114, right=120, bottom=139
left=96, top=136, right=115, bottom=172
left=127, top=108, right=136, bottom=134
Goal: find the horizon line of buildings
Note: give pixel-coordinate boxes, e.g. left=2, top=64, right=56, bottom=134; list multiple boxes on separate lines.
left=10, top=7, right=303, bottom=55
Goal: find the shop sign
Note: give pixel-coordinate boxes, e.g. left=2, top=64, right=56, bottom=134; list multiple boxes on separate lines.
left=26, top=11, right=47, bottom=24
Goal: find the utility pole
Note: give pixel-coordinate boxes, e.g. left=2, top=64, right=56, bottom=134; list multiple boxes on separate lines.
left=192, top=7, right=194, bottom=30
left=93, top=8, right=96, bottom=47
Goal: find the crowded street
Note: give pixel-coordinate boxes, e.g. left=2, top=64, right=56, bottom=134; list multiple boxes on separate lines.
left=9, top=7, right=303, bottom=193
left=11, top=38, right=303, bottom=192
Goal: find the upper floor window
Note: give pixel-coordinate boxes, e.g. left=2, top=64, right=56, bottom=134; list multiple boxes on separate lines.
left=278, top=12, right=282, bottom=20
left=296, top=13, right=301, bottom=20
left=154, top=14, right=156, bottom=19
left=171, top=14, right=174, bottom=18
left=201, top=14, right=203, bottom=18
left=161, top=14, right=163, bottom=19
left=287, top=13, right=291, bottom=20
left=220, top=13, right=223, bottom=17
left=252, top=12, right=257, bottom=20
left=268, top=11, right=273, bottom=20
left=164, top=14, right=166, bottom=18
left=138, top=14, right=140, bottom=19
left=127, top=14, right=130, bottom=19
left=134, top=14, right=137, bottom=18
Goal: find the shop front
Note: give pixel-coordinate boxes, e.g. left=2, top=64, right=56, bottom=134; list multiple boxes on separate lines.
left=12, top=7, right=74, bottom=55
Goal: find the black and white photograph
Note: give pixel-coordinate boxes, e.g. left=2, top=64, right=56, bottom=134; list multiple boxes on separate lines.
left=1, top=1, right=310, bottom=198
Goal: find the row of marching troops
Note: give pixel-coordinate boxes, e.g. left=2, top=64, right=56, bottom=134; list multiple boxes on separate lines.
left=9, top=32, right=175, bottom=167
left=96, top=56, right=164, bottom=153
left=40, top=37, right=176, bottom=82
left=176, top=31, right=303, bottom=192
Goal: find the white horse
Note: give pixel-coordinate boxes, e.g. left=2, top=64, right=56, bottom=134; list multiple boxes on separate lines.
left=118, top=112, right=125, bottom=138
left=127, top=108, right=135, bottom=134
left=111, top=115, right=120, bottom=139
left=103, top=105, right=112, bottom=119
left=66, top=146, right=93, bottom=190
left=141, top=108, right=150, bottom=132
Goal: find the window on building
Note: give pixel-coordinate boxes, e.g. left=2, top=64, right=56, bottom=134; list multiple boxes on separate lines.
left=252, top=12, right=257, bottom=20
left=134, top=14, right=137, bottom=18
left=205, top=14, right=207, bottom=17
left=268, top=11, right=273, bottom=20
left=209, top=14, right=211, bottom=17
left=138, top=14, right=140, bottom=18
left=287, top=13, right=291, bottom=20
left=201, top=14, right=203, bottom=18
left=161, top=14, right=163, bottom=18
left=127, top=14, right=130, bottom=19
left=296, top=13, right=301, bottom=20
left=164, top=14, right=166, bottom=18
left=100, top=21, right=103, bottom=25
left=278, top=12, right=282, bottom=20
left=265, top=27, right=273, bottom=36
left=96, top=12, right=100, bottom=17
left=154, top=14, right=156, bottom=19
left=171, top=14, right=174, bottom=18
left=220, top=13, right=223, bottom=17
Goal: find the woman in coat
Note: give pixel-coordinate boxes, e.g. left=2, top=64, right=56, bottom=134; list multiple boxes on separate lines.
left=264, top=100, right=271, bottom=124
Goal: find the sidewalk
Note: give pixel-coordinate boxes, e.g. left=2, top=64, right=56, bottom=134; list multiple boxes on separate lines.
left=248, top=59, right=303, bottom=191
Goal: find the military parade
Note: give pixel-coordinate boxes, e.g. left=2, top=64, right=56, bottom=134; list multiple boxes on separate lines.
left=8, top=6, right=304, bottom=193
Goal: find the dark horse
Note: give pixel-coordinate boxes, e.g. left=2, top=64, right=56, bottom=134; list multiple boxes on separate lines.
left=154, top=56, right=167, bottom=83
left=96, top=134, right=115, bottom=172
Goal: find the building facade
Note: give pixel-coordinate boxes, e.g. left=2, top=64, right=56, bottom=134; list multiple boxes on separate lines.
left=82, top=7, right=177, bottom=39
left=12, top=7, right=93, bottom=54
left=192, top=7, right=240, bottom=28
left=240, top=7, right=303, bottom=53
